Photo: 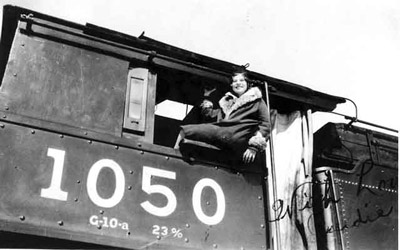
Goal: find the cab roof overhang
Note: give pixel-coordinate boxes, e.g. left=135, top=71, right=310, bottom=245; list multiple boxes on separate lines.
left=1, top=5, right=346, bottom=113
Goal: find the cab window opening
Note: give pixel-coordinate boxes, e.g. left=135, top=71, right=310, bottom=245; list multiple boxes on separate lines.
left=152, top=67, right=225, bottom=149
left=121, top=64, right=270, bottom=166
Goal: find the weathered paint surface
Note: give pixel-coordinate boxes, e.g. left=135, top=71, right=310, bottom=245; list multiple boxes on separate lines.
left=313, top=123, right=398, bottom=250
left=332, top=162, right=397, bottom=250
left=0, top=20, right=128, bottom=137
left=0, top=122, right=267, bottom=250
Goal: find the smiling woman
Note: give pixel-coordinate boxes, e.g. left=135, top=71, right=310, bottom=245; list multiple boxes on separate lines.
left=176, top=69, right=271, bottom=163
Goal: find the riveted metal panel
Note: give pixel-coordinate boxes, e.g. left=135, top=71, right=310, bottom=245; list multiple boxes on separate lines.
left=0, top=123, right=267, bottom=250
left=313, top=123, right=398, bottom=250
left=328, top=161, right=397, bottom=250
left=0, top=22, right=128, bottom=136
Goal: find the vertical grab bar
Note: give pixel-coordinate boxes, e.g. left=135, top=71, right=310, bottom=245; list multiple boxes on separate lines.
left=263, top=81, right=281, bottom=250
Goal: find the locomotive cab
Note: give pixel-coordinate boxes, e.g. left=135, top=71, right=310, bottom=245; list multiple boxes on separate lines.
left=1, top=5, right=396, bottom=250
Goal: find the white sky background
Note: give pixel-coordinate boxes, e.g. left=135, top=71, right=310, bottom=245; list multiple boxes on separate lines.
left=0, top=0, right=399, bottom=134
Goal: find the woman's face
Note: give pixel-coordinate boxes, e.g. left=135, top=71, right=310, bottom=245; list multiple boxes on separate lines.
left=231, top=74, right=248, bottom=96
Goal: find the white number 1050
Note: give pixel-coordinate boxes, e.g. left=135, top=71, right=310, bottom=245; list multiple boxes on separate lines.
left=40, top=147, right=226, bottom=225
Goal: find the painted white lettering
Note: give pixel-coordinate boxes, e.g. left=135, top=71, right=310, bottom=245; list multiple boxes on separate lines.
left=110, top=218, right=118, bottom=228
left=121, top=222, right=129, bottom=230
left=87, top=159, right=125, bottom=208
left=192, top=178, right=226, bottom=225
left=140, top=166, right=177, bottom=217
left=40, top=148, right=68, bottom=201
left=89, top=215, right=99, bottom=226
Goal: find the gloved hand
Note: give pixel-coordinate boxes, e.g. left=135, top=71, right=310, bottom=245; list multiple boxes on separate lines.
left=200, top=100, right=213, bottom=109
left=243, top=148, right=257, bottom=163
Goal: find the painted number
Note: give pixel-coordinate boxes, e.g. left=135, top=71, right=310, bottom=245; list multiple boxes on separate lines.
left=140, top=166, right=177, bottom=217
left=152, top=225, right=184, bottom=238
left=40, top=148, right=68, bottom=201
left=89, top=215, right=129, bottom=230
left=192, top=178, right=226, bottom=225
left=87, top=159, right=125, bottom=208
left=152, top=225, right=168, bottom=236
left=40, top=148, right=227, bottom=225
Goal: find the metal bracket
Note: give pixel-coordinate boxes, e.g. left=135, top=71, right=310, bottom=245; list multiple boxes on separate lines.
left=366, top=130, right=380, bottom=165
left=147, top=50, right=157, bottom=64
left=20, top=13, right=34, bottom=21
left=19, top=13, right=35, bottom=34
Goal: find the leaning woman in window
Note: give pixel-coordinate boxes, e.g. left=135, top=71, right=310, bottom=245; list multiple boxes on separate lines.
left=175, top=70, right=271, bottom=163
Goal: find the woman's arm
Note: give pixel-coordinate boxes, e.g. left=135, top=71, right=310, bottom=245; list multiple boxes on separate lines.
left=246, top=100, right=271, bottom=154
left=200, top=100, right=220, bottom=120
left=256, top=100, right=271, bottom=138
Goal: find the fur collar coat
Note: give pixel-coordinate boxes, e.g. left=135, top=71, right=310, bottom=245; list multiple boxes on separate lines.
left=182, top=86, right=270, bottom=153
left=218, top=87, right=263, bottom=120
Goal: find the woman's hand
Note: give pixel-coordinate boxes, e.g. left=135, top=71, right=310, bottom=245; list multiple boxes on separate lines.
left=243, top=148, right=257, bottom=163
left=200, top=100, right=213, bottom=109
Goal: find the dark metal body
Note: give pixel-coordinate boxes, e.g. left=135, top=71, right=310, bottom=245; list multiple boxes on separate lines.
left=0, top=122, right=267, bottom=249
left=0, top=5, right=396, bottom=250
left=0, top=5, right=272, bottom=249
left=313, top=123, right=398, bottom=250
